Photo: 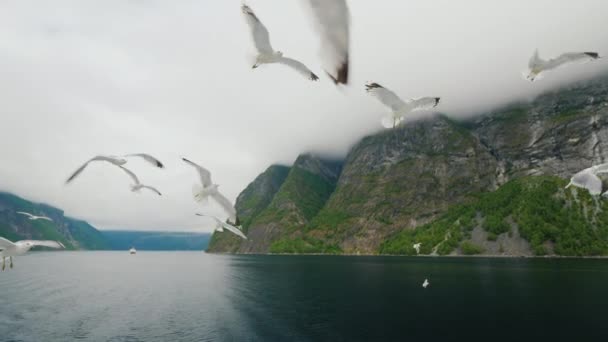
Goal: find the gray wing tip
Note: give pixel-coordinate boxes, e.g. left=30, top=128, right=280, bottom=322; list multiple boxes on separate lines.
left=584, top=52, right=600, bottom=59
left=327, top=58, right=349, bottom=85
left=365, top=82, right=383, bottom=92
left=434, top=97, right=441, bottom=106
left=156, top=160, right=164, bottom=168
left=310, top=72, right=320, bottom=81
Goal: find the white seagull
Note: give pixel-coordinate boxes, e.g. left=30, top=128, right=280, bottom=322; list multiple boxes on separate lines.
left=242, top=4, right=319, bottom=81
left=526, top=49, right=600, bottom=81
left=118, top=166, right=162, bottom=196
left=422, top=278, right=430, bottom=288
left=413, top=243, right=421, bottom=255
left=0, top=237, right=65, bottom=271
left=66, top=153, right=164, bottom=184
left=365, top=82, right=441, bottom=128
left=196, top=214, right=247, bottom=240
left=182, top=158, right=237, bottom=223
left=16, top=211, right=53, bottom=222
left=565, top=163, right=608, bottom=196
left=304, top=0, right=350, bottom=84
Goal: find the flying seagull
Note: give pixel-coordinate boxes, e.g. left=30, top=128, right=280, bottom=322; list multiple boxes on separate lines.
left=123, top=153, right=164, bottom=168
left=0, top=237, right=65, bottom=271
left=565, top=163, right=608, bottom=196
left=182, top=158, right=237, bottom=222
left=304, top=0, right=350, bottom=84
left=526, top=49, right=600, bottom=81
left=242, top=4, right=319, bottom=81
left=66, top=153, right=164, bottom=184
left=118, top=166, right=162, bottom=196
left=196, top=214, right=247, bottom=240
left=413, top=243, right=421, bottom=255
left=365, top=82, right=441, bottom=128
left=16, top=212, right=53, bottom=222
left=422, top=279, right=430, bottom=288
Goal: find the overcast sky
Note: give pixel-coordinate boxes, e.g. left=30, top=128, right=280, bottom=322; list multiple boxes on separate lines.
left=1, top=0, right=607, bottom=232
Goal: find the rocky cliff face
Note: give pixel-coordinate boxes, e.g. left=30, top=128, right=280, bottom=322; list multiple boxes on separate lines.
left=209, top=74, right=608, bottom=256
left=0, top=192, right=108, bottom=249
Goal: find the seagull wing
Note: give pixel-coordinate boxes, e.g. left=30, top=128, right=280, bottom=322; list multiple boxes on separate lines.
left=593, top=162, right=608, bottom=175
left=65, top=160, right=93, bottom=184
left=24, top=240, right=65, bottom=249
left=220, top=221, right=247, bottom=240
left=16, top=211, right=35, bottom=219
left=124, top=153, right=164, bottom=168
left=182, top=158, right=213, bottom=187
left=141, top=185, right=162, bottom=196
left=0, top=237, right=16, bottom=250
left=36, top=216, right=53, bottom=222
left=407, top=97, right=441, bottom=111
left=545, top=52, right=599, bottom=70
left=210, top=190, right=237, bottom=223
left=570, top=169, right=603, bottom=195
left=365, top=82, right=407, bottom=112
left=242, top=4, right=274, bottom=54
left=117, top=166, right=141, bottom=185
left=276, top=57, right=320, bottom=81
left=305, top=0, right=350, bottom=84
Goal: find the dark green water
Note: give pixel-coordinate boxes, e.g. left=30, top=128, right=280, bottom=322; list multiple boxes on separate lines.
left=0, top=252, right=606, bottom=341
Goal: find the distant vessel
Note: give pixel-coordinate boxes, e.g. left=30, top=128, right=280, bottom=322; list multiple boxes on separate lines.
left=129, top=247, right=136, bottom=255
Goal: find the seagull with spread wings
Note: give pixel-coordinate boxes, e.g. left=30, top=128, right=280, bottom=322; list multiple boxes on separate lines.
left=65, top=153, right=164, bottom=184
left=365, top=82, right=441, bottom=128
left=526, top=49, right=600, bottom=81
left=566, top=163, right=608, bottom=196
left=0, top=237, right=65, bottom=271
left=196, top=214, right=247, bottom=240
left=182, top=158, right=237, bottom=223
left=242, top=4, right=319, bottom=81
left=118, top=166, right=162, bottom=196
left=16, top=211, right=53, bottom=222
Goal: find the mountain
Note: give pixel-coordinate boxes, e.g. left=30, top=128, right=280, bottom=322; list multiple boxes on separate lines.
left=209, top=73, right=608, bottom=256
left=0, top=192, right=108, bottom=249
left=101, top=231, right=211, bottom=251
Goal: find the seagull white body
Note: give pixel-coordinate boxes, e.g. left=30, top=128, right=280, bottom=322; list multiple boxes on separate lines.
left=0, top=237, right=65, bottom=270
left=422, top=279, right=429, bottom=288
left=526, top=49, right=600, bottom=81
left=183, top=158, right=237, bottom=222
left=196, top=214, right=247, bottom=240
left=566, top=163, right=608, bottom=196
left=413, top=243, right=421, bottom=255
left=117, top=166, right=162, bottom=196
left=365, top=82, right=441, bottom=128
left=303, top=0, right=350, bottom=84
left=16, top=212, right=53, bottom=222
left=242, top=4, right=319, bottom=81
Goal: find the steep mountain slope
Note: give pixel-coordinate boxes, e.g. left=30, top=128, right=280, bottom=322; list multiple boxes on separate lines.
left=0, top=192, right=108, bottom=249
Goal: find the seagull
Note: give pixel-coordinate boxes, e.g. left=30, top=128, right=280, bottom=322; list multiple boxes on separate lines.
left=66, top=153, right=163, bottom=184
left=123, top=153, right=164, bottom=168
left=16, top=212, right=53, bottom=222
left=304, top=0, right=350, bottom=84
left=422, top=279, right=430, bottom=288
left=196, top=214, right=247, bottom=240
left=0, top=237, right=65, bottom=271
left=566, top=163, right=608, bottom=196
left=526, top=49, right=600, bottom=81
left=182, top=158, right=237, bottom=222
left=118, top=166, right=162, bottom=196
left=365, top=82, right=441, bottom=128
left=413, top=243, right=421, bottom=255
left=242, top=4, right=319, bottom=81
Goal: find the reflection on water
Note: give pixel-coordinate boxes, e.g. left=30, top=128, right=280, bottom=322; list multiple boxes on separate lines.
left=0, top=252, right=607, bottom=341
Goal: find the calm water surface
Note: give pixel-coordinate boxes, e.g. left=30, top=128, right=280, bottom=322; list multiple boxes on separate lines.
left=0, top=252, right=607, bottom=341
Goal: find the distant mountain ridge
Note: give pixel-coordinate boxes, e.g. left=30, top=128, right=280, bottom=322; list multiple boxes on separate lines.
left=101, top=230, right=210, bottom=251
left=208, top=73, right=608, bottom=256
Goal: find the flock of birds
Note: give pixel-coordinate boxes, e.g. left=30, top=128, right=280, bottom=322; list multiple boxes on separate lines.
left=0, top=1, right=605, bottom=282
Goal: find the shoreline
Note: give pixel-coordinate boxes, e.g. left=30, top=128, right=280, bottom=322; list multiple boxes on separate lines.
left=205, top=251, right=608, bottom=259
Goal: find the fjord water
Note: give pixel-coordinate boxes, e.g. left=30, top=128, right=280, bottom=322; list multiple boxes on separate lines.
left=0, top=252, right=606, bottom=341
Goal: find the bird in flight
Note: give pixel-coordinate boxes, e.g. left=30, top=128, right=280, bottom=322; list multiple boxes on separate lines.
left=0, top=237, right=65, bottom=271
left=303, top=0, right=350, bottom=84
left=196, top=214, right=247, bottom=240
left=566, top=163, right=608, bottom=196
left=118, top=166, right=162, bottom=196
left=242, top=4, right=319, bottom=81
left=365, top=82, right=440, bottom=128
left=65, top=153, right=164, bottom=184
left=182, top=158, right=237, bottom=223
left=413, top=243, right=421, bottom=255
left=16, top=211, right=53, bottom=222
left=526, top=49, right=600, bottom=81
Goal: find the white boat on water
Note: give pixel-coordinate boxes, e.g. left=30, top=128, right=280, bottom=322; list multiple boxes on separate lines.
left=129, top=247, right=136, bottom=255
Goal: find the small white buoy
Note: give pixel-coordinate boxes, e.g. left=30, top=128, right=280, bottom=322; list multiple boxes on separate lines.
left=129, top=247, right=137, bottom=255
left=422, top=279, right=429, bottom=288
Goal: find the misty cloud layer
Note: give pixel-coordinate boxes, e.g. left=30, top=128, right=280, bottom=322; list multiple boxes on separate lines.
left=1, top=0, right=607, bottom=231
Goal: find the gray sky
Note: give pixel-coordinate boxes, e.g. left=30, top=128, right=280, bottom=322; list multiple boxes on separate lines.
left=1, top=0, right=607, bottom=232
